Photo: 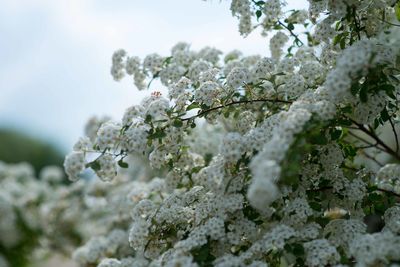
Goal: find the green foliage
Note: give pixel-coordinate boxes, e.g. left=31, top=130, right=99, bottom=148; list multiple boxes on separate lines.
left=0, top=128, right=64, bottom=174
left=0, top=210, right=41, bottom=267
left=118, top=159, right=129, bottom=168
left=191, top=242, right=216, bottom=267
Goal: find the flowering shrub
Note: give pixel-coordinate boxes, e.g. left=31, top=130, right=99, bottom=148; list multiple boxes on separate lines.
left=0, top=162, right=83, bottom=267
left=63, top=0, right=400, bottom=266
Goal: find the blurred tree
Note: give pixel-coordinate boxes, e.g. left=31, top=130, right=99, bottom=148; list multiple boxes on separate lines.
left=0, top=128, right=64, bottom=174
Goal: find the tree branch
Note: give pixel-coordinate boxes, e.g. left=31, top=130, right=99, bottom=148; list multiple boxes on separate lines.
left=346, top=117, right=400, bottom=161
left=277, top=20, right=304, bottom=46
left=309, top=185, right=400, bottom=198
left=181, top=98, right=292, bottom=122
left=388, top=117, right=399, bottom=153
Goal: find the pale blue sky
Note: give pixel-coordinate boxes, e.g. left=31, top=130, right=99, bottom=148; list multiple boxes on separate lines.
left=0, top=0, right=307, bottom=151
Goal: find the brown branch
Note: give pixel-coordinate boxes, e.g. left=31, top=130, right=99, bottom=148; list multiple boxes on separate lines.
left=361, top=151, right=384, bottom=167
left=388, top=117, right=399, bottom=153
left=346, top=117, right=400, bottom=161
left=277, top=20, right=304, bottom=46
left=377, top=188, right=400, bottom=198
left=181, top=98, right=292, bottom=122
left=377, top=17, right=400, bottom=27
left=308, top=185, right=400, bottom=198
left=347, top=131, right=387, bottom=154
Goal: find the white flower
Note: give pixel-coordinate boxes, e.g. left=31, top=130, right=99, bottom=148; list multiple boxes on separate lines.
left=304, top=239, right=340, bottom=267
left=227, top=67, right=249, bottom=89
left=247, top=177, right=279, bottom=211
left=98, top=258, right=121, bottom=267
left=64, top=151, right=86, bottom=181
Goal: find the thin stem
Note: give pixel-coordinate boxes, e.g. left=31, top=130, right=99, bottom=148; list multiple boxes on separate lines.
left=355, top=144, right=377, bottom=149
left=309, top=185, right=400, bottom=198
left=347, top=117, right=400, bottom=161
left=251, top=0, right=262, bottom=6
left=377, top=17, right=400, bottom=27
left=361, top=151, right=384, bottom=167
left=352, top=7, right=362, bottom=41
left=388, top=117, right=399, bottom=153
left=347, top=131, right=387, bottom=154
left=181, top=98, right=292, bottom=122
left=377, top=188, right=400, bottom=198
left=277, top=20, right=304, bottom=46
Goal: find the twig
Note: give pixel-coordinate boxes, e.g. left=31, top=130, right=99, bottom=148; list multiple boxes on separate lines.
left=347, top=131, right=387, bottom=154
left=181, top=98, right=292, bottom=122
left=377, top=188, right=400, bottom=198
left=377, top=17, right=400, bottom=27
left=308, top=185, right=400, bottom=198
left=346, top=117, right=400, bottom=161
left=388, top=117, right=399, bottom=153
left=352, top=7, right=362, bottom=41
left=361, top=151, right=384, bottom=167
left=277, top=20, right=304, bottom=46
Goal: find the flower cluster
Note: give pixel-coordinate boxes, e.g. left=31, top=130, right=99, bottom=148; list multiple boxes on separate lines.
left=0, top=162, right=89, bottom=266
left=61, top=1, right=400, bottom=266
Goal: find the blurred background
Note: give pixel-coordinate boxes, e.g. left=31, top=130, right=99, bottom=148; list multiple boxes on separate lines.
left=0, top=0, right=307, bottom=172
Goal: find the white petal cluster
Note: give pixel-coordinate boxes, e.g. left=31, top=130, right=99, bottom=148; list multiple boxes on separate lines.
left=376, top=164, right=400, bottom=194
left=349, top=231, right=400, bottom=266
left=323, top=219, right=366, bottom=253
left=55, top=2, right=400, bottom=266
left=304, top=239, right=340, bottom=267
left=64, top=151, right=86, bottom=181
left=384, top=206, right=400, bottom=234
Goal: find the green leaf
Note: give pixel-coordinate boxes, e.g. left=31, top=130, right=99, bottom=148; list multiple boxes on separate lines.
left=243, top=204, right=263, bottom=225
left=374, top=118, right=380, bottom=129
left=340, top=37, right=346, bottom=49
left=341, top=106, right=353, bottom=114
left=335, top=21, right=343, bottom=31
left=342, top=144, right=357, bottom=158
left=309, top=132, right=328, bottom=145
left=337, top=118, right=352, bottom=126
left=396, top=2, right=400, bottom=21
left=309, top=201, right=322, bottom=211
left=186, top=103, right=199, bottom=111
left=292, top=243, right=305, bottom=256
left=148, top=128, right=166, bottom=140
left=145, top=114, right=152, bottom=123
left=315, top=216, right=330, bottom=227
left=380, top=84, right=396, bottom=99
left=330, top=128, right=342, bottom=140
left=172, top=119, right=183, bottom=128
left=118, top=159, right=129, bottom=168
left=350, top=83, right=360, bottom=96
left=287, top=23, right=295, bottom=31
left=163, top=56, right=173, bottom=65
left=368, top=192, right=382, bottom=202
left=380, top=108, right=390, bottom=122
left=359, top=86, right=368, bottom=102
left=256, top=10, right=262, bottom=20
left=191, top=243, right=216, bottom=267
left=223, top=109, right=230, bottom=118
left=87, top=160, right=101, bottom=171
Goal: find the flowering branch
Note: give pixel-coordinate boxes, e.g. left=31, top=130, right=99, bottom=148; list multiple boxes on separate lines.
left=277, top=20, right=304, bottom=46
left=347, top=117, right=400, bottom=161
left=388, top=117, right=399, bottom=153
left=181, top=98, right=292, bottom=122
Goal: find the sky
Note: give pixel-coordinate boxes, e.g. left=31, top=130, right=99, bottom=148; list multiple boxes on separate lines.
left=0, top=0, right=307, bottom=152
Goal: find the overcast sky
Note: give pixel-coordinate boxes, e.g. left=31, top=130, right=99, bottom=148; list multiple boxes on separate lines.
left=0, top=0, right=307, bottom=151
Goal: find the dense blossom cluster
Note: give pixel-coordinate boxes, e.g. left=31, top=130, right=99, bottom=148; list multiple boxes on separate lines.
left=61, top=0, right=400, bottom=266
left=3, top=0, right=398, bottom=266
left=0, top=159, right=155, bottom=267
left=0, top=162, right=87, bottom=267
